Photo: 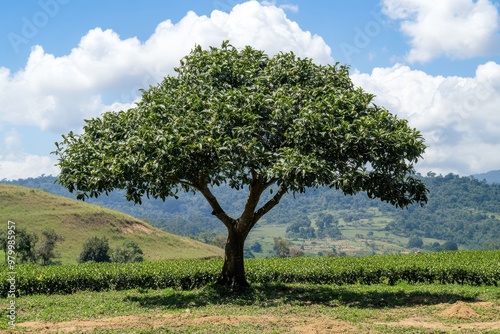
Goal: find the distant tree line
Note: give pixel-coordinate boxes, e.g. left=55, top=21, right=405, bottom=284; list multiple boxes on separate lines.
left=0, top=228, right=64, bottom=265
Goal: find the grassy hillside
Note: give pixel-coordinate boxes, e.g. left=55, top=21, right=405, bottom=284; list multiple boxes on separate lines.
left=0, top=184, right=223, bottom=264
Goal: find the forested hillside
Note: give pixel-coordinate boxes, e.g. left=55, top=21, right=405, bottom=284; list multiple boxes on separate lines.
left=3, top=172, right=500, bottom=250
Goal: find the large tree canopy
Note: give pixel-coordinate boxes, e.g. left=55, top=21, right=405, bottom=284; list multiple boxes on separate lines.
left=55, top=42, right=428, bottom=288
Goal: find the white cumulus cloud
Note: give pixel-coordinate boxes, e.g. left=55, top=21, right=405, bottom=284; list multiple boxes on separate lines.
left=382, top=0, right=500, bottom=63
left=0, top=0, right=332, bottom=134
left=0, top=0, right=332, bottom=179
left=351, top=61, right=500, bottom=175
left=0, top=154, right=59, bottom=180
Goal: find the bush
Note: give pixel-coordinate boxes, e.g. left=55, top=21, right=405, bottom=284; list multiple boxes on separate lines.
left=37, top=229, right=64, bottom=265
left=407, top=235, right=423, bottom=248
left=78, top=236, right=111, bottom=263
left=442, top=241, right=458, bottom=251
left=0, top=228, right=39, bottom=264
left=250, top=241, right=262, bottom=253
left=110, top=241, right=144, bottom=263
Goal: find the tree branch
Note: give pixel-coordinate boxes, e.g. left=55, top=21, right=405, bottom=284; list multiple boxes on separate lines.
left=238, top=175, right=277, bottom=231
left=253, top=185, right=287, bottom=225
left=263, top=178, right=278, bottom=189
left=197, top=181, right=236, bottom=229
left=239, top=179, right=264, bottom=227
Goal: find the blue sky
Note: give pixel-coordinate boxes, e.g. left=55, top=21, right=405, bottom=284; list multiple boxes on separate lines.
left=0, top=0, right=499, bottom=179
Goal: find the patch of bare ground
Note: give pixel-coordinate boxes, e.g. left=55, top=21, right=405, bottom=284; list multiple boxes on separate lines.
left=12, top=302, right=500, bottom=333
left=292, top=317, right=358, bottom=334
left=14, top=314, right=359, bottom=333
left=440, top=301, right=479, bottom=318
left=378, top=301, right=500, bottom=332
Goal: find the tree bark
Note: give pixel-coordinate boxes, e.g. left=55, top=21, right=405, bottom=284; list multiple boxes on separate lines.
left=217, top=226, right=250, bottom=289
left=197, top=175, right=287, bottom=290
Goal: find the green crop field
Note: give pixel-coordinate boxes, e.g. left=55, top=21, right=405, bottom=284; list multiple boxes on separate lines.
left=2, top=250, right=499, bottom=297
left=1, top=250, right=499, bottom=333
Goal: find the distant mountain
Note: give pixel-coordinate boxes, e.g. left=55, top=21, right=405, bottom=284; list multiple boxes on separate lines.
left=0, top=183, right=223, bottom=264
left=473, top=170, right=500, bottom=184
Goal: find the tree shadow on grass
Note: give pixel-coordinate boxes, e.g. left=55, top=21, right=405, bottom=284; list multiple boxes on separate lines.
left=124, top=283, right=479, bottom=310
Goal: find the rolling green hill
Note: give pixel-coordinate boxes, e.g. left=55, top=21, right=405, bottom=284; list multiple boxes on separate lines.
left=0, top=184, right=223, bottom=264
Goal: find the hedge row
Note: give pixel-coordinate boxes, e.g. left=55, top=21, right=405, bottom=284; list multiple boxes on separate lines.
left=1, top=250, right=499, bottom=296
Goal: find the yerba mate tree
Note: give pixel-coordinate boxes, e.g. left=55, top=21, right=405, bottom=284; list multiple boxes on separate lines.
left=55, top=42, right=428, bottom=289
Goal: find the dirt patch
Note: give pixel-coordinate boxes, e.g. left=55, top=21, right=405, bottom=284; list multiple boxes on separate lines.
left=385, top=317, right=449, bottom=330
left=440, top=301, right=479, bottom=318
left=383, top=318, right=500, bottom=331
left=13, top=302, right=500, bottom=333
left=16, top=314, right=179, bottom=333
left=15, top=314, right=358, bottom=333
left=292, top=318, right=357, bottom=334
left=120, top=222, right=154, bottom=235
left=378, top=302, right=500, bottom=332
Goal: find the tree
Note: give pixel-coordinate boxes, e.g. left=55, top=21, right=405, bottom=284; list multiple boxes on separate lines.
left=1, top=228, right=39, bottom=264
left=286, top=219, right=316, bottom=239
left=55, top=42, right=428, bottom=289
left=407, top=235, right=423, bottom=248
left=111, top=240, right=144, bottom=263
left=250, top=241, right=262, bottom=253
left=37, top=229, right=64, bottom=265
left=211, top=234, right=227, bottom=249
left=442, top=241, right=458, bottom=251
left=273, top=237, right=292, bottom=258
left=78, top=236, right=111, bottom=263
left=289, top=246, right=304, bottom=257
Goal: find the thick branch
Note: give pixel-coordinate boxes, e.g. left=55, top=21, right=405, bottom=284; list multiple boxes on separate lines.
left=197, top=182, right=236, bottom=229
left=253, top=185, right=287, bottom=224
left=239, top=175, right=279, bottom=232
left=239, top=171, right=265, bottom=224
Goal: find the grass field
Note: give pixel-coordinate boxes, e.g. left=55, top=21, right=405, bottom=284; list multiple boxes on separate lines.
left=0, top=184, right=223, bottom=264
left=1, top=282, right=499, bottom=333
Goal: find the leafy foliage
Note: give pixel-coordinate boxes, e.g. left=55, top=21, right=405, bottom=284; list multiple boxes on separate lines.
left=53, top=42, right=427, bottom=287
left=273, top=237, right=292, bottom=258
left=78, top=236, right=111, bottom=263
left=36, top=229, right=64, bottom=265
left=407, top=235, right=423, bottom=249
left=387, top=173, right=500, bottom=248
left=286, top=219, right=316, bottom=239
left=110, top=241, right=144, bottom=263
left=54, top=42, right=426, bottom=208
left=0, top=227, right=38, bottom=264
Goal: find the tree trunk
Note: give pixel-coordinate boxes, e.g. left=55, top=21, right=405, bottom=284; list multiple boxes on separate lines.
left=216, top=226, right=250, bottom=289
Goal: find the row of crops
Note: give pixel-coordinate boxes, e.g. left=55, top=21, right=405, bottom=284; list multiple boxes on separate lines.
left=1, top=250, right=499, bottom=296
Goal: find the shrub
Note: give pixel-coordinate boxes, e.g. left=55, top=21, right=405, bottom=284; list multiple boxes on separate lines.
left=110, top=241, right=144, bottom=263
left=78, top=236, right=111, bottom=263
left=407, top=235, right=423, bottom=248
left=37, top=229, right=64, bottom=265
